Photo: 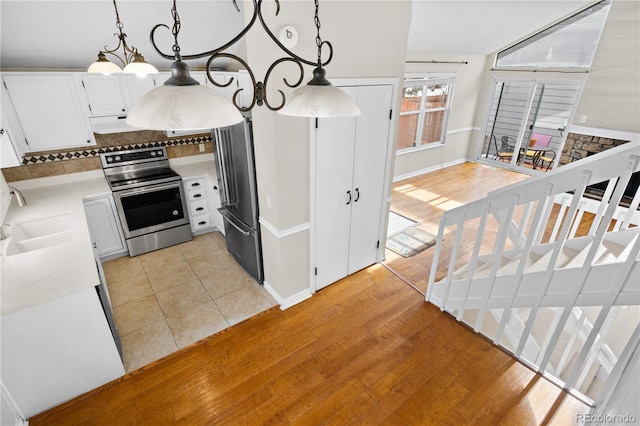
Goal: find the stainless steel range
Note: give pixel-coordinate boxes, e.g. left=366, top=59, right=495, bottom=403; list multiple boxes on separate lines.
left=100, top=147, right=192, bottom=256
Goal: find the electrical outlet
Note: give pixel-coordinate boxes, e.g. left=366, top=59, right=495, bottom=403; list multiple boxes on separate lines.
left=199, top=143, right=205, bottom=152
left=579, top=115, right=587, bottom=123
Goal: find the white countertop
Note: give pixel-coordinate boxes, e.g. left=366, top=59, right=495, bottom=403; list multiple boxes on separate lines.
left=0, top=155, right=216, bottom=316
left=170, top=154, right=217, bottom=181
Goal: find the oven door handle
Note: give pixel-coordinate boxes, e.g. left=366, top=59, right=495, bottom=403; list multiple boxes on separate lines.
left=217, top=208, right=252, bottom=236
left=114, top=180, right=182, bottom=197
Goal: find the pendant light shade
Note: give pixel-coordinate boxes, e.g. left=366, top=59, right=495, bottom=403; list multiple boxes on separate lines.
left=88, top=52, right=123, bottom=75
left=122, top=54, right=159, bottom=77
left=126, top=60, right=243, bottom=131
left=89, top=0, right=158, bottom=77
left=278, top=68, right=361, bottom=117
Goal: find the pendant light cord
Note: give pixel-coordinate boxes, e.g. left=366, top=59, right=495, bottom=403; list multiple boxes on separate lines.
left=112, top=0, right=123, bottom=31
left=171, top=0, right=182, bottom=60
left=314, top=0, right=322, bottom=67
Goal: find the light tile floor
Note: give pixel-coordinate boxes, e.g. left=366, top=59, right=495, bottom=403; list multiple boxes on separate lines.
left=102, top=231, right=277, bottom=372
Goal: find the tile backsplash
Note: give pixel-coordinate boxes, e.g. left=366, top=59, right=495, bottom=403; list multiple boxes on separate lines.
left=2, top=130, right=214, bottom=182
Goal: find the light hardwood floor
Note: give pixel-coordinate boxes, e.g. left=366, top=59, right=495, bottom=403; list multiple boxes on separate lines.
left=384, top=162, right=530, bottom=292
left=30, top=163, right=590, bottom=425
left=30, top=264, right=588, bottom=425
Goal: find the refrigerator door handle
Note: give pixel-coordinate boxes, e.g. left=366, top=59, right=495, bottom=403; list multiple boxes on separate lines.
left=218, top=207, right=253, bottom=236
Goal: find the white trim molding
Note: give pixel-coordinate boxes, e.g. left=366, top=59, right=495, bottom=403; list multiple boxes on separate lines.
left=566, top=125, right=640, bottom=141
left=259, top=217, right=310, bottom=239
left=263, top=280, right=313, bottom=310
left=447, top=126, right=480, bottom=135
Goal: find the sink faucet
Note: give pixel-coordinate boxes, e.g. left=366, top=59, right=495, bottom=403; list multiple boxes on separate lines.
left=8, top=186, right=27, bottom=206
left=0, top=224, right=10, bottom=240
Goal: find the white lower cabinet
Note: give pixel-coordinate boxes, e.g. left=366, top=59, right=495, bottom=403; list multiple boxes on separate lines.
left=83, top=194, right=127, bottom=260
left=0, top=287, right=125, bottom=419
left=184, top=176, right=224, bottom=235
left=314, top=84, right=394, bottom=291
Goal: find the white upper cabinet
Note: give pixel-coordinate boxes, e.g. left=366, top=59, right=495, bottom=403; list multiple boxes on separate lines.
left=81, top=74, right=127, bottom=116
left=119, top=74, right=157, bottom=110
left=0, top=102, right=26, bottom=167
left=81, top=73, right=157, bottom=117
left=209, top=71, right=240, bottom=103
left=236, top=70, right=253, bottom=109
left=2, top=73, right=96, bottom=152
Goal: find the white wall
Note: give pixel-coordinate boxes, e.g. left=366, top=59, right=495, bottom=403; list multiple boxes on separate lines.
left=574, top=0, right=640, bottom=133
left=244, top=1, right=412, bottom=302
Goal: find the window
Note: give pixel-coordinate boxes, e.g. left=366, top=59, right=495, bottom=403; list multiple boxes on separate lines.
left=397, top=76, right=454, bottom=152
left=496, top=0, right=610, bottom=68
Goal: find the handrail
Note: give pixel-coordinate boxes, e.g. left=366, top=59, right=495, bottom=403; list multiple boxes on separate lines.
left=426, top=139, right=640, bottom=402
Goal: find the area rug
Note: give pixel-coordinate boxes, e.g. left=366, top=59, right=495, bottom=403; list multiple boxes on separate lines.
left=387, top=211, right=418, bottom=237
left=386, top=227, right=437, bottom=258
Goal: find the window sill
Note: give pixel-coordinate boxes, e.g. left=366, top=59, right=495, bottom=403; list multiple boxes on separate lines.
left=396, top=142, right=444, bottom=156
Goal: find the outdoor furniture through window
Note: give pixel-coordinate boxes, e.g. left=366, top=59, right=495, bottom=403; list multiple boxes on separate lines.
left=524, top=133, right=554, bottom=170
left=496, top=135, right=515, bottom=162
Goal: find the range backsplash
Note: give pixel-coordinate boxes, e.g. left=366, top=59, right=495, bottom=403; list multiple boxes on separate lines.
left=2, top=130, right=213, bottom=183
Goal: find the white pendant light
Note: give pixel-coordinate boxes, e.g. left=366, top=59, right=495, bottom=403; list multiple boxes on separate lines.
left=122, top=53, right=159, bottom=78
left=130, top=0, right=358, bottom=129
left=278, top=67, right=360, bottom=117
left=89, top=0, right=159, bottom=77
left=127, top=59, right=243, bottom=131
left=88, top=53, right=123, bottom=75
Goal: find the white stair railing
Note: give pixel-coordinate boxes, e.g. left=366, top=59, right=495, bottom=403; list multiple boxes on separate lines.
left=426, top=140, right=640, bottom=402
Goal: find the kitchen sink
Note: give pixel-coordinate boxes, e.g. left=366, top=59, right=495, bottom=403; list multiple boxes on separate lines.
left=5, top=213, right=75, bottom=256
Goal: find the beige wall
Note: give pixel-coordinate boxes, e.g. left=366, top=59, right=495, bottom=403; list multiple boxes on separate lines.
left=393, top=52, right=491, bottom=180
left=574, top=0, right=640, bottom=133
left=245, top=1, right=412, bottom=301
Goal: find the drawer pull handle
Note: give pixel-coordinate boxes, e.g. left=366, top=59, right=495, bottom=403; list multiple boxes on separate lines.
left=196, top=207, right=204, bottom=211
left=193, top=194, right=202, bottom=198
left=198, top=221, right=207, bottom=226
left=191, top=182, right=201, bottom=187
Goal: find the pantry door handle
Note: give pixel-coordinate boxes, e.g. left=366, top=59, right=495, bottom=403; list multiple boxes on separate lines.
left=354, top=188, right=360, bottom=202
left=346, top=190, right=352, bottom=205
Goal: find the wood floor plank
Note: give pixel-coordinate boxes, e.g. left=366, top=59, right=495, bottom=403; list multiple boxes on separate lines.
left=29, top=164, right=591, bottom=426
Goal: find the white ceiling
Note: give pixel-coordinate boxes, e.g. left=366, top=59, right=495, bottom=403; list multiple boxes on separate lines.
left=0, top=0, right=593, bottom=70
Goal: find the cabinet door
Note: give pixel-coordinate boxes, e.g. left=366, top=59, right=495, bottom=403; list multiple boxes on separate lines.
left=3, top=74, right=96, bottom=151
left=314, top=87, right=358, bottom=290
left=209, top=71, right=238, bottom=102
left=120, top=74, right=157, bottom=110
left=0, top=93, right=27, bottom=165
left=1, top=288, right=124, bottom=418
left=81, top=74, right=127, bottom=116
left=236, top=70, right=253, bottom=108
left=83, top=195, right=127, bottom=259
left=347, top=85, right=393, bottom=274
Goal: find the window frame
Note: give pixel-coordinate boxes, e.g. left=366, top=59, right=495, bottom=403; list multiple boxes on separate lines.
left=493, top=0, right=610, bottom=70
left=397, top=74, right=455, bottom=153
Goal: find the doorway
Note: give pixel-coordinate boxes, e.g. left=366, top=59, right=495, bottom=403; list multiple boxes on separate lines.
left=478, top=78, right=582, bottom=172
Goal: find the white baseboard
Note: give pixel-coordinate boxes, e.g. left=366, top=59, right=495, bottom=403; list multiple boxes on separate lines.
left=393, top=158, right=469, bottom=182
left=263, top=281, right=312, bottom=310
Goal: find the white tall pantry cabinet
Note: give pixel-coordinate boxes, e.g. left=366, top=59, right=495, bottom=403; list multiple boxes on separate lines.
left=313, top=83, right=394, bottom=290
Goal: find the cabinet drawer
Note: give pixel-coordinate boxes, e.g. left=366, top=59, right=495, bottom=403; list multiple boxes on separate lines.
left=191, top=213, right=212, bottom=231
left=189, top=199, right=209, bottom=216
left=187, top=189, right=206, bottom=201
left=184, top=178, right=205, bottom=191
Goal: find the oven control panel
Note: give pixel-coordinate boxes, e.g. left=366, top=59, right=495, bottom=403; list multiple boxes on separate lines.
left=101, top=147, right=168, bottom=167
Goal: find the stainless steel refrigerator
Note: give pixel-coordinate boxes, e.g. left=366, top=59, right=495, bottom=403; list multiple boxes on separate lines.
left=212, top=113, right=264, bottom=283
